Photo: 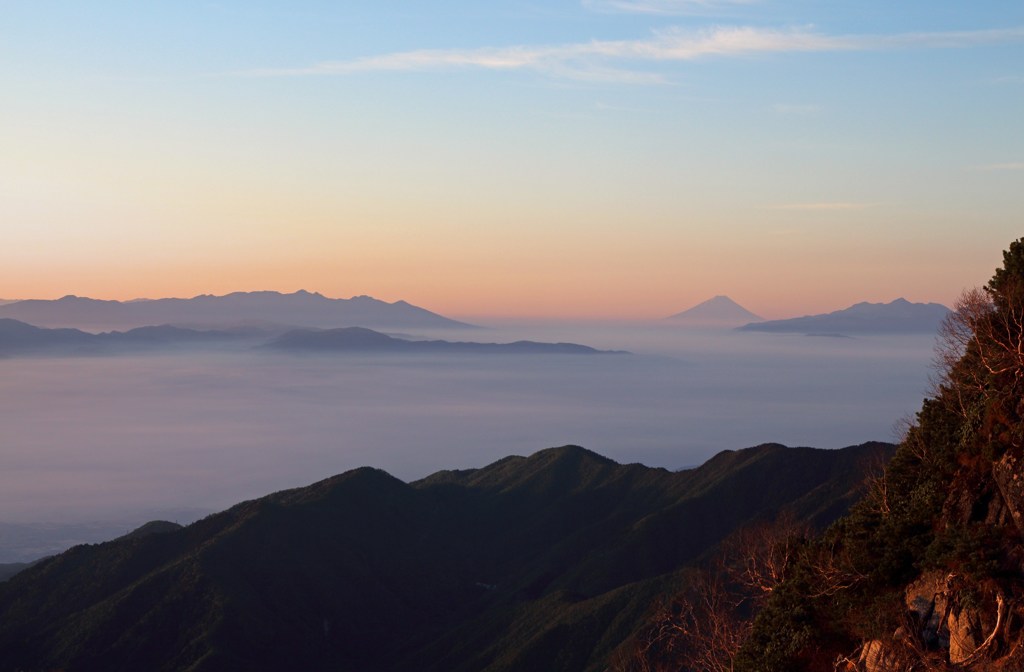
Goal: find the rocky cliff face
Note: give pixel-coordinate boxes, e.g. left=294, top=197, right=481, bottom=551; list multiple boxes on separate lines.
left=853, top=507, right=1023, bottom=670
left=863, top=446, right=1024, bottom=670
left=762, top=446, right=1024, bottom=672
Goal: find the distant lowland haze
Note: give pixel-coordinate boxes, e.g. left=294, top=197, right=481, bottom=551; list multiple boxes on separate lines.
left=0, top=300, right=939, bottom=560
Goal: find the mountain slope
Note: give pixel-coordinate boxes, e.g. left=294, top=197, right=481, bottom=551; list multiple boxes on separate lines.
left=667, top=296, right=763, bottom=326
left=0, top=562, right=38, bottom=583
left=737, top=298, right=950, bottom=335
left=0, top=442, right=891, bottom=672
left=0, top=290, right=472, bottom=331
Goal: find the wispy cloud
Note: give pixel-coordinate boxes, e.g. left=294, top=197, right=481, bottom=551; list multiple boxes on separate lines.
left=968, top=162, right=1024, bottom=172
left=582, top=0, right=757, bottom=16
left=234, top=25, right=1024, bottom=83
left=241, top=46, right=669, bottom=84
left=595, top=100, right=657, bottom=113
left=763, top=202, right=870, bottom=211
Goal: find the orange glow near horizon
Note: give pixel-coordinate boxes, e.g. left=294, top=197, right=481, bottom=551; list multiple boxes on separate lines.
left=0, top=159, right=1007, bottom=321
left=0, top=251, right=976, bottom=322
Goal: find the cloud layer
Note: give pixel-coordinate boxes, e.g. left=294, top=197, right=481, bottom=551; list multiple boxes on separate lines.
left=582, top=0, right=758, bottom=16
left=239, top=26, right=1024, bottom=83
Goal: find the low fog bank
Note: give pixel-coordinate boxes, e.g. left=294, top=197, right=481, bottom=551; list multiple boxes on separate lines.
left=0, top=322, right=936, bottom=561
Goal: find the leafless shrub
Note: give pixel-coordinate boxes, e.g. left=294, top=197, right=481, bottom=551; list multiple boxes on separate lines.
left=630, top=514, right=810, bottom=672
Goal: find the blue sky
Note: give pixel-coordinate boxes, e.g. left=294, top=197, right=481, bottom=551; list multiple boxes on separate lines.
left=2, top=1, right=1022, bottom=317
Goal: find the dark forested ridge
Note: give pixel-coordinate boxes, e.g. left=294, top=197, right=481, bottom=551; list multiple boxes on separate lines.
left=0, top=563, right=37, bottom=583
left=0, top=442, right=890, bottom=672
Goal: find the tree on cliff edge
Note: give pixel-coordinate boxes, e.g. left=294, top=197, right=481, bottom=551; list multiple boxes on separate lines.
left=732, top=237, right=1024, bottom=671
left=936, top=238, right=1024, bottom=458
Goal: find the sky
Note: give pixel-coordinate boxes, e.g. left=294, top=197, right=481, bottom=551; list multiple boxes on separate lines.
left=2, top=1, right=1022, bottom=319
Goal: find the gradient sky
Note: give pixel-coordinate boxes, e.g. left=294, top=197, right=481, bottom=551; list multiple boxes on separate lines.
left=2, top=1, right=1022, bottom=319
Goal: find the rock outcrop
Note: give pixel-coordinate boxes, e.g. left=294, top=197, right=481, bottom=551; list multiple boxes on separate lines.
left=993, top=451, right=1024, bottom=536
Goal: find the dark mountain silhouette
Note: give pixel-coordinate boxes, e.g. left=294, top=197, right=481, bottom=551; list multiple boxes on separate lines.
left=0, top=290, right=472, bottom=331
left=737, top=297, right=950, bottom=335
left=116, top=521, right=183, bottom=541
left=667, top=295, right=763, bottom=325
left=268, top=326, right=622, bottom=355
left=0, top=441, right=891, bottom=672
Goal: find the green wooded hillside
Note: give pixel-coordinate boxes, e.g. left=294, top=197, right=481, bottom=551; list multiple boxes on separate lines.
left=0, top=442, right=889, bottom=672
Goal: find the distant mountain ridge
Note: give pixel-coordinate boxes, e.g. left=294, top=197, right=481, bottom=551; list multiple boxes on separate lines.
left=0, top=319, right=615, bottom=358
left=268, top=326, right=624, bottom=355
left=668, top=295, right=763, bottom=325
left=0, top=441, right=893, bottom=672
left=0, top=290, right=472, bottom=331
left=0, top=318, right=246, bottom=356
left=737, top=297, right=950, bottom=335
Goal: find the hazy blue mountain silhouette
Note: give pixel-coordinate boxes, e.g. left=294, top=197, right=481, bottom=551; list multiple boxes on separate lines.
left=737, top=297, right=950, bottom=334
left=667, top=295, right=763, bottom=325
left=0, top=442, right=892, bottom=672
left=0, top=320, right=616, bottom=358
left=0, top=318, right=94, bottom=351
left=268, top=326, right=622, bottom=355
left=0, top=319, right=249, bottom=356
left=0, top=290, right=472, bottom=331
